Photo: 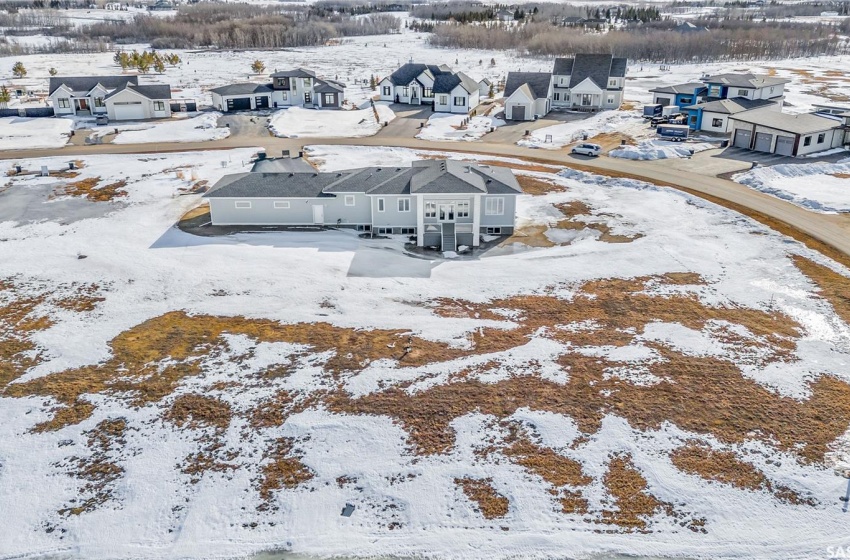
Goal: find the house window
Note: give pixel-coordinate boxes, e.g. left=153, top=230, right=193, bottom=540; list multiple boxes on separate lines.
left=453, top=96, right=465, bottom=106
left=153, top=101, right=165, bottom=111
left=303, top=78, right=312, bottom=87
left=323, top=93, right=335, bottom=105
left=397, top=198, right=411, bottom=212
left=679, top=97, right=692, bottom=105
left=439, top=95, right=448, bottom=105
left=344, top=195, right=355, bottom=206
left=277, top=78, right=286, bottom=87
left=456, top=201, right=469, bottom=218
left=609, top=79, right=616, bottom=87
left=737, top=89, right=749, bottom=96
left=274, top=201, right=290, bottom=209
left=560, top=77, right=567, bottom=85
left=485, top=197, right=504, bottom=215
left=607, top=96, right=614, bottom=104
left=770, top=86, right=775, bottom=93
left=690, top=115, right=697, bottom=125
left=485, top=227, right=502, bottom=234
left=235, top=201, right=251, bottom=209
left=400, top=227, right=415, bottom=235
left=304, top=92, right=312, bottom=104
left=817, top=133, right=825, bottom=144
left=94, top=97, right=105, bottom=107
left=804, top=136, right=812, bottom=146
left=382, top=86, right=391, bottom=96
left=282, top=91, right=288, bottom=100
left=377, top=198, right=385, bottom=212
left=424, top=88, right=432, bottom=97
left=402, top=86, right=409, bottom=97
left=554, top=92, right=560, bottom=101
left=712, top=118, right=723, bottom=127
left=377, top=227, right=391, bottom=235
left=425, top=201, right=436, bottom=218
left=58, top=98, right=70, bottom=108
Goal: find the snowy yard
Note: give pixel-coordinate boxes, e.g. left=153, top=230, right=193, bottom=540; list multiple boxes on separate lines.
left=0, top=116, right=73, bottom=150
left=88, top=112, right=230, bottom=144
left=415, top=113, right=505, bottom=142
left=609, top=139, right=716, bottom=160
left=517, top=110, right=650, bottom=149
left=1, top=144, right=850, bottom=559
left=733, top=157, right=850, bottom=213
left=267, top=104, right=395, bottom=138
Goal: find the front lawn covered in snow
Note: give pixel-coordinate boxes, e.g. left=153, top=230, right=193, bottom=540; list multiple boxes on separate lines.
left=268, top=104, right=395, bottom=138
left=89, top=113, right=230, bottom=144
left=609, top=139, right=716, bottom=161
left=0, top=116, right=73, bottom=150
left=733, top=157, right=850, bottom=213
left=517, top=110, right=649, bottom=149
left=2, top=145, right=850, bottom=560
left=415, top=113, right=504, bottom=142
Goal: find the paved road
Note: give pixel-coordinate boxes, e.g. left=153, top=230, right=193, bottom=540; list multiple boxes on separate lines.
left=4, top=127, right=850, bottom=260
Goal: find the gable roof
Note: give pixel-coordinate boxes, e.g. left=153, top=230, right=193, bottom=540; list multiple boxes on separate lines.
left=104, top=82, right=172, bottom=101
left=205, top=160, right=522, bottom=199
left=270, top=68, right=317, bottom=79
left=314, top=79, right=345, bottom=93
left=386, top=63, right=453, bottom=86
left=504, top=72, right=552, bottom=100
left=609, top=57, right=628, bottom=78
left=683, top=97, right=776, bottom=114
left=568, top=53, right=623, bottom=88
left=553, top=57, right=574, bottom=76
left=209, top=83, right=273, bottom=96
left=49, top=75, right=138, bottom=95
left=728, top=107, right=841, bottom=134
left=703, top=72, right=790, bottom=89
left=456, top=72, right=479, bottom=94
left=650, top=82, right=706, bottom=95
left=433, top=74, right=461, bottom=95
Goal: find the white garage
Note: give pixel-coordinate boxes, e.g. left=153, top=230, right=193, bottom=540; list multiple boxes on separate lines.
left=111, top=101, right=145, bottom=120
left=503, top=72, right=552, bottom=121
left=729, top=108, right=846, bottom=157
left=105, top=84, right=172, bottom=121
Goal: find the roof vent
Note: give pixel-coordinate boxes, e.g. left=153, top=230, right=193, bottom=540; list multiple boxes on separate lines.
left=288, top=173, right=294, bottom=177
left=377, top=168, right=382, bottom=172
left=313, top=173, right=318, bottom=177
left=396, top=168, right=401, bottom=172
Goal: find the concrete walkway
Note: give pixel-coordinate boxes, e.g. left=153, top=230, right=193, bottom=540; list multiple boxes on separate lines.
left=3, top=132, right=850, bottom=261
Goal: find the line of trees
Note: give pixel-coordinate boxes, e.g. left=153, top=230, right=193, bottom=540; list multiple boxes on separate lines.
left=429, top=19, right=846, bottom=62
left=113, top=49, right=181, bottom=73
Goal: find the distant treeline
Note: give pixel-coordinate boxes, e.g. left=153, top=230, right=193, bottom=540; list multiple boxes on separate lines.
left=65, top=3, right=400, bottom=49
left=430, top=19, right=846, bottom=62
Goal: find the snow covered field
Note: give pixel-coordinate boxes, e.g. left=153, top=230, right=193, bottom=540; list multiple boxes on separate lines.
left=733, top=157, right=850, bottom=213
left=88, top=113, right=230, bottom=144
left=517, top=110, right=651, bottom=149
left=2, top=143, right=850, bottom=559
left=0, top=116, right=73, bottom=150
left=416, top=113, right=505, bottom=142
left=267, top=104, right=395, bottom=138
left=609, top=139, right=716, bottom=160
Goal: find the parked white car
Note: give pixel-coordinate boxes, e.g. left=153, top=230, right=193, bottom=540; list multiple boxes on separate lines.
left=571, top=143, right=602, bottom=157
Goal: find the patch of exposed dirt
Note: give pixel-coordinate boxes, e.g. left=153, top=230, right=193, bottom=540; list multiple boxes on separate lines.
left=793, top=255, right=850, bottom=326
left=829, top=173, right=850, bottom=179
left=57, top=418, right=127, bottom=516
left=455, top=477, right=510, bottom=519
left=591, top=132, right=636, bottom=153
left=180, top=203, right=211, bottom=223
left=515, top=174, right=566, bottom=195
left=164, top=394, right=232, bottom=431
left=54, top=178, right=128, bottom=202
left=805, top=85, right=850, bottom=103
left=553, top=201, right=644, bottom=243
left=257, top=437, right=314, bottom=506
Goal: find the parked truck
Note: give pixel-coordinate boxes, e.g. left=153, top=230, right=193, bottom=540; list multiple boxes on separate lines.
left=643, top=104, right=663, bottom=119
left=656, top=124, right=690, bottom=141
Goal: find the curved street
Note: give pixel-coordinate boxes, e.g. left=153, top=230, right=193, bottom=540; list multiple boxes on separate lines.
left=3, top=122, right=850, bottom=263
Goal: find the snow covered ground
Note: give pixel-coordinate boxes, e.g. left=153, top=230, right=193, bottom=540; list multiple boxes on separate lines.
left=416, top=113, right=505, bottom=142
left=518, top=110, right=651, bottom=149
left=268, top=104, right=395, bottom=138
left=2, top=144, right=850, bottom=559
left=733, top=157, right=850, bottom=213
left=88, top=113, right=230, bottom=144
left=609, top=139, right=716, bottom=161
left=0, top=116, right=73, bottom=150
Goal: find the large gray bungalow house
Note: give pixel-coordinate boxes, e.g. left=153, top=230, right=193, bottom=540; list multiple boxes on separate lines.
left=204, top=159, right=522, bottom=251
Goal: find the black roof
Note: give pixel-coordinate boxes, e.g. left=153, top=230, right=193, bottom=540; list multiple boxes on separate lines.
left=104, top=83, right=172, bottom=101
left=206, top=160, right=521, bottom=199
left=503, top=72, right=552, bottom=100
left=386, top=63, right=452, bottom=86
left=433, top=74, right=461, bottom=94
left=553, top=58, right=574, bottom=75
left=314, top=79, right=345, bottom=93
left=209, top=83, right=273, bottom=96
left=270, top=68, right=317, bottom=79
left=568, top=53, right=622, bottom=88
left=49, top=75, right=138, bottom=95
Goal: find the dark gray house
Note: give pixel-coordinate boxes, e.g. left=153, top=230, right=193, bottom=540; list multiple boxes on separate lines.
left=204, top=159, right=522, bottom=251
left=210, top=83, right=273, bottom=112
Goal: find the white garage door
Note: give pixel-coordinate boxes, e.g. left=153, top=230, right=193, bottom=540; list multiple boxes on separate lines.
left=112, top=101, right=145, bottom=120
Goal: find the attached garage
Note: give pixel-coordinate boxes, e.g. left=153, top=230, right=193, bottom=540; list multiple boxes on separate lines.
left=112, top=101, right=145, bottom=120
left=226, top=97, right=251, bottom=111
left=774, top=135, right=794, bottom=156
left=733, top=129, right=752, bottom=149
left=503, top=72, right=552, bottom=122
left=754, top=132, right=773, bottom=153
left=210, top=83, right=273, bottom=113
left=511, top=105, right=527, bottom=121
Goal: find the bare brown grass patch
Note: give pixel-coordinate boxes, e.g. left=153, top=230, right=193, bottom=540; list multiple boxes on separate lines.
left=455, top=477, right=510, bottom=519
left=516, top=174, right=566, bottom=195
left=164, top=394, right=232, bottom=431
left=792, top=255, right=850, bottom=326
left=257, top=437, right=314, bottom=504
left=600, top=454, right=668, bottom=531
left=55, top=178, right=128, bottom=202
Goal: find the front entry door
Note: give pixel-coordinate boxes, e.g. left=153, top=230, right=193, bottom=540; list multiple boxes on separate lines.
left=77, top=99, right=89, bottom=111
left=411, top=87, right=419, bottom=104
left=438, top=204, right=455, bottom=222
left=312, top=204, right=324, bottom=225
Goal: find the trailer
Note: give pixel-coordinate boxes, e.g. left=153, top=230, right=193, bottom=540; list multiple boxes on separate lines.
left=662, top=105, right=680, bottom=117
left=656, top=124, right=690, bottom=141
left=643, top=104, right=662, bottom=119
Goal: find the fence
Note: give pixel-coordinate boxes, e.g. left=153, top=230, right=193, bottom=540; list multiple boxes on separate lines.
left=0, top=107, right=55, bottom=118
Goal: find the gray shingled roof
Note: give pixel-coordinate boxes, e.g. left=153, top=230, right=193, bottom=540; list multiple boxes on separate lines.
left=49, top=75, right=138, bottom=95
left=728, top=108, right=841, bottom=134
left=610, top=57, right=628, bottom=78
left=703, top=73, right=790, bottom=89
left=386, top=63, right=453, bottom=86
left=569, top=53, right=614, bottom=88
left=553, top=58, right=574, bottom=76
left=206, top=160, right=522, bottom=199
left=433, top=74, right=461, bottom=94
left=504, top=72, right=552, bottom=100
left=209, top=83, right=273, bottom=96
left=682, top=97, right=777, bottom=114
left=104, top=83, right=172, bottom=101
left=314, top=79, right=345, bottom=93
left=270, top=68, right=317, bottom=79
left=650, top=82, right=706, bottom=95
left=456, top=72, right=479, bottom=94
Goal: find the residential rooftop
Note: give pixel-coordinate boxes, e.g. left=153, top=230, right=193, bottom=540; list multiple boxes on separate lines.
left=729, top=107, right=842, bottom=134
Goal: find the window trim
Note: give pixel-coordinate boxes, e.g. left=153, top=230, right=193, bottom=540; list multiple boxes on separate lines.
left=439, top=95, right=448, bottom=105
left=817, top=133, right=825, bottom=144
left=397, top=197, right=411, bottom=212
left=424, top=201, right=436, bottom=218
left=153, top=100, right=165, bottom=111
left=274, top=201, right=290, bottom=209
left=453, top=96, right=466, bottom=107
left=323, top=93, right=335, bottom=105
left=344, top=195, right=356, bottom=206
left=485, top=197, right=505, bottom=216
left=803, top=136, right=812, bottom=147
left=377, top=198, right=385, bottom=212
left=456, top=201, right=470, bottom=218
left=711, top=118, right=723, bottom=127
left=58, top=98, right=70, bottom=108
left=382, top=86, right=391, bottom=96
left=235, top=201, right=252, bottom=209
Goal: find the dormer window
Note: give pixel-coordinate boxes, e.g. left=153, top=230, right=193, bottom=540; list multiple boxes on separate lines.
left=609, top=79, right=616, bottom=87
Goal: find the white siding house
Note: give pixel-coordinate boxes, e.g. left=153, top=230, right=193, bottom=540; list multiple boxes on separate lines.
left=49, top=76, right=173, bottom=120
left=503, top=72, right=552, bottom=121
left=551, top=54, right=627, bottom=110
